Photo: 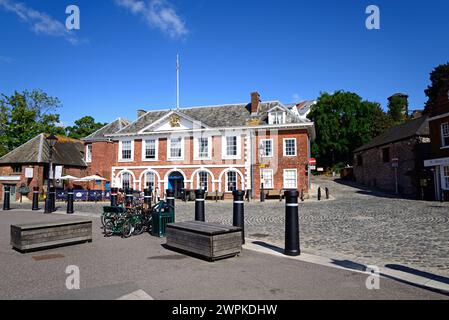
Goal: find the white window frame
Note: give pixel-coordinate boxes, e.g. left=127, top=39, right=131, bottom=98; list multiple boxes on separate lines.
left=225, top=171, right=238, bottom=192
left=441, top=123, right=449, bottom=148
left=283, top=138, right=297, bottom=157
left=121, top=172, right=133, bottom=189
left=443, top=165, right=449, bottom=190
left=269, top=111, right=286, bottom=125
left=194, top=136, right=212, bottom=160
left=283, top=169, right=297, bottom=189
left=197, top=171, right=209, bottom=191
left=260, top=169, right=274, bottom=189
left=118, top=140, right=134, bottom=162
left=85, top=144, right=92, bottom=163
left=142, top=138, right=159, bottom=161
left=260, top=139, right=274, bottom=158
left=222, top=135, right=241, bottom=160
left=144, top=171, right=156, bottom=190
left=167, top=137, right=184, bottom=161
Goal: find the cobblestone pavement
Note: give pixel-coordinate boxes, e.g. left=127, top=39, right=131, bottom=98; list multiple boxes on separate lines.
left=173, top=177, right=449, bottom=277
left=6, top=178, right=449, bottom=278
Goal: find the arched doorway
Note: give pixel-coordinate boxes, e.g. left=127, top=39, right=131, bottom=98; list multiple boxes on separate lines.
left=168, top=171, right=184, bottom=198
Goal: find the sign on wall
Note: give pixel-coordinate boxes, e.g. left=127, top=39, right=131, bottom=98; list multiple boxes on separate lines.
left=54, top=166, right=63, bottom=179
left=25, top=168, right=34, bottom=178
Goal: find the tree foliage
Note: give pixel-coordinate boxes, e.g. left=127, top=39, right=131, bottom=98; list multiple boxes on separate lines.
left=307, top=91, right=391, bottom=169
left=0, top=90, right=65, bottom=157
left=65, top=116, right=106, bottom=139
left=387, top=95, right=408, bottom=124
left=424, top=62, right=449, bottom=108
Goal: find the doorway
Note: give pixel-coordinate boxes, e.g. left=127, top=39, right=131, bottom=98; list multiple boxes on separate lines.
left=4, top=184, right=16, bottom=202
left=168, top=171, right=184, bottom=199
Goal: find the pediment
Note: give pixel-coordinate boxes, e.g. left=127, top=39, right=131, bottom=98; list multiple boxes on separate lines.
left=139, top=111, right=209, bottom=133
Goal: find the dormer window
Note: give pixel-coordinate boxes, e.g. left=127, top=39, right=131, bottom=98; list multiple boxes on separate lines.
left=269, top=111, right=285, bottom=125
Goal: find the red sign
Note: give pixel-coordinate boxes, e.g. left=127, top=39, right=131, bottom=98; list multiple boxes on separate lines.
left=309, top=158, right=316, bottom=165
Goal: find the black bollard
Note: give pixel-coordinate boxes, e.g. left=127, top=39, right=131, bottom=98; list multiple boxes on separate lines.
left=195, top=189, right=205, bottom=221
left=3, top=185, right=11, bottom=211
left=125, top=188, right=133, bottom=207
left=67, top=189, right=74, bottom=214
left=233, top=190, right=245, bottom=245
left=300, top=189, right=304, bottom=202
left=284, top=190, right=300, bottom=256
left=325, top=187, right=329, bottom=200
left=317, top=187, right=321, bottom=201
left=50, top=187, right=56, bottom=212
left=260, top=183, right=265, bottom=202
left=144, top=188, right=152, bottom=206
left=32, top=187, right=39, bottom=210
left=166, top=189, right=175, bottom=217
left=110, top=187, right=118, bottom=207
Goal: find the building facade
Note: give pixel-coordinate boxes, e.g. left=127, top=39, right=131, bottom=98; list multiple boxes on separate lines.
left=424, top=85, right=449, bottom=201
left=353, top=116, right=432, bottom=199
left=83, top=92, right=315, bottom=199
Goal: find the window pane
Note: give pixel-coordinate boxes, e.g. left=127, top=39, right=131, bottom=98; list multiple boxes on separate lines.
left=226, top=136, right=237, bottom=156
left=261, top=170, right=273, bottom=189
left=284, top=170, right=297, bottom=189
left=199, top=172, right=208, bottom=191
left=122, top=141, right=132, bottom=159
left=261, top=140, right=272, bottom=157
left=285, top=139, right=296, bottom=156
left=86, top=145, right=92, bottom=162
left=198, top=138, right=209, bottom=158
left=227, top=171, right=237, bottom=191
left=145, top=140, right=156, bottom=159
left=170, top=138, right=182, bottom=158
left=444, top=166, right=449, bottom=189
left=122, top=173, right=132, bottom=189
left=145, top=172, right=155, bottom=189
left=442, top=123, right=449, bottom=147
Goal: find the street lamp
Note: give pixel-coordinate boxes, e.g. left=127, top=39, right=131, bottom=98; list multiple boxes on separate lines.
left=44, top=134, right=58, bottom=213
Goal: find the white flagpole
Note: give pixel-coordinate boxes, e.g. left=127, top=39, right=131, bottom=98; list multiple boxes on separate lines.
left=176, top=54, right=180, bottom=110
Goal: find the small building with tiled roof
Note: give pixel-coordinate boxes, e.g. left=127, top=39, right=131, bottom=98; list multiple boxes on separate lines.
left=353, top=116, right=433, bottom=198
left=0, top=134, right=88, bottom=202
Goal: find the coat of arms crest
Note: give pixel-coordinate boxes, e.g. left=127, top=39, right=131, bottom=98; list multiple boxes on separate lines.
left=170, top=114, right=181, bottom=127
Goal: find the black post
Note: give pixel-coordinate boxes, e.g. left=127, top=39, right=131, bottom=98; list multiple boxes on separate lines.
left=284, top=190, right=300, bottom=256
left=195, top=189, right=205, bottom=221
left=111, top=187, right=118, bottom=207
left=260, top=183, right=265, bottom=202
left=144, top=188, right=152, bottom=206
left=300, top=189, right=304, bottom=202
left=318, top=187, right=321, bottom=201
left=233, top=190, right=245, bottom=244
left=50, top=187, right=56, bottom=212
left=67, top=189, right=74, bottom=214
left=325, top=187, right=329, bottom=200
left=125, top=188, right=133, bottom=207
left=166, top=189, right=175, bottom=216
left=3, top=185, right=11, bottom=211
left=32, top=187, right=39, bottom=211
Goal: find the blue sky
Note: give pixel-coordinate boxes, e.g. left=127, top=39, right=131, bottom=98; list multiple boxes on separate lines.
left=0, top=0, right=448, bottom=126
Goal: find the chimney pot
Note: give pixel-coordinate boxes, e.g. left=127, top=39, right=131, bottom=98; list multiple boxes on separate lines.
left=137, top=109, right=146, bottom=118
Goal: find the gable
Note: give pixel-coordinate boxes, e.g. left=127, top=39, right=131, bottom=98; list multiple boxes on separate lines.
left=139, top=111, right=209, bottom=133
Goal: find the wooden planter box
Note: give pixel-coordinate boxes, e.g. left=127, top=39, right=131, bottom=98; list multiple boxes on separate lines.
left=166, top=221, right=242, bottom=261
left=11, top=219, right=92, bottom=253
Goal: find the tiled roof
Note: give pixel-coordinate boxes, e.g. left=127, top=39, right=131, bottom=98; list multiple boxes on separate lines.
left=0, top=134, right=87, bottom=167
left=354, top=116, right=430, bottom=153
left=83, top=118, right=130, bottom=142
left=114, top=101, right=310, bottom=135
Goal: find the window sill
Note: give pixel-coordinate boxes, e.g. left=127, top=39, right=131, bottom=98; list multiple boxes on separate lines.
left=142, top=158, right=159, bottom=162
left=167, top=158, right=184, bottom=161
left=118, top=159, right=134, bottom=163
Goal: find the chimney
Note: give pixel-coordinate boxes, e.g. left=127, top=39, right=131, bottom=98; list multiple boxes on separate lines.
left=250, top=92, right=261, bottom=114
left=137, top=109, right=146, bottom=118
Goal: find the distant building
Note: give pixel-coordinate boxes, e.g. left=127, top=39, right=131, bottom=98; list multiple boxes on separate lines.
left=424, top=84, right=449, bottom=201
left=287, top=100, right=316, bottom=120
left=353, top=116, right=432, bottom=198
left=0, top=134, right=87, bottom=202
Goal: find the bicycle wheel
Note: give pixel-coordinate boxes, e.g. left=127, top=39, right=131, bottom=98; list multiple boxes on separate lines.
left=132, top=215, right=145, bottom=236
left=104, top=220, right=114, bottom=237
left=121, top=220, right=132, bottom=238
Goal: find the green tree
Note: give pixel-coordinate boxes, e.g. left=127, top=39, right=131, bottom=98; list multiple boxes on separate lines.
left=0, top=90, right=65, bottom=157
left=387, top=94, right=409, bottom=124
left=424, top=62, right=449, bottom=109
left=65, top=116, right=106, bottom=139
left=307, top=91, right=388, bottom=169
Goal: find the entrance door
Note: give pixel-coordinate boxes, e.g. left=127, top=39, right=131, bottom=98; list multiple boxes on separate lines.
left=168, top=172, right=184, bottom=199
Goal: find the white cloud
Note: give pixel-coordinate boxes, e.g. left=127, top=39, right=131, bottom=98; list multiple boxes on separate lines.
left=0, top=55, right=13, bottom=63
left=0, top=0, right=80, bottom=44
left=115, top=0, right=188, bottom=39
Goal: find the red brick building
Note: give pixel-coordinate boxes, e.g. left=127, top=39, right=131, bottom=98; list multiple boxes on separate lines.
left=0, top=134, right=88, bottom=202
left=83, top=92, right=315, bottom=199
left=424, top=85, right=449, bottom=201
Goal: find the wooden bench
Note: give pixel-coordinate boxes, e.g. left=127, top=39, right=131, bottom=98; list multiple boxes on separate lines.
left=205, top=191, right=224, bottom=201
left=10, top=219, right=92, bottom=253
left=166, top=221, right=242, bottom=261
left=266, top=189, right=283, bottom=201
